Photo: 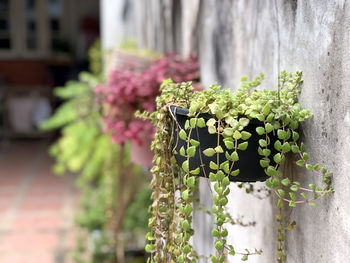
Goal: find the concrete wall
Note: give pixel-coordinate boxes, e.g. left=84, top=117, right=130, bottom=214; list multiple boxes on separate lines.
left=101, top=0, right=350, bottom=262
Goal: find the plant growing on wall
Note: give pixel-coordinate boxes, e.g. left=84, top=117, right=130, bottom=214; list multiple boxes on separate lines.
left=139, top=71, right=333, bottom=263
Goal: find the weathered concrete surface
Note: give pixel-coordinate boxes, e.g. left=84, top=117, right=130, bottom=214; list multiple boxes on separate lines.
left=101, top=0, right=350, bottom=262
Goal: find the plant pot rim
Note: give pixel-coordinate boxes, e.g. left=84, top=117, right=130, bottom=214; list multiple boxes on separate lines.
left=168, top=105, right=263, bottom=125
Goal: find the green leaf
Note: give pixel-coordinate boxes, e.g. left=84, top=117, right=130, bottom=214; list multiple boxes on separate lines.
left=224, top=140, right=234, bottom=149
left=216, top=171, right=225, bottom=181
left=302, top=152, right=310, bottom=161
left=197, top=118, right=206, bottom=128
left=266, top=178, right=273, bottom=188
left=190, top=118, right=197, bottom=128
left=265, top=123, right=273, bottom=133
left=219, top=197, right=228, bottom=206
left=239, top=118, right=250, bottom=126
left=181, top=219, right=190, bottom=230
left=214, top=146, right=224, bottom=153
left=272, top=177, right=280, bottom=188
left=300, top=192, right=308, bottom=199
left=187, top=176, right=196, bottom=187
left=274, top=140, right=282, bottom=151
left=182, top=190, right=189, bottom=200
left=229, top=245, right=235, bottom=256
left=190, top=167, right=200, bottom=175
left=209, top=172, right=216, bottom=182
left=220, top=161, right=230, bottom=174
left=266, top=166, right=277, bottom=177
left=183, top=245, right=191, bottom=254
left=180, top=146, right=186, bottom=156
left=222, top=177, right=230, bottom=187
left=308, top=202, right=316, bottom=207
left=292, top=131, right=299, bottom=141
left=215, top=241, right=223, bottom=251
left=262, top=104, right=271, bottom=115
left=182, top=160, right=189, bottom=172
left=289, top=200, right=296, bottom=207
left=212, top=229, right=220, bottom=237
left=184, top=204, right=193, bottom=215
left=209, top=161, right=218, bottom=170
left=262, top=149, right=271, bottom=157
left=233, top=130, right=242, bottom=140
left=257, top=113, right=265, bottom=121
left=145, top=244, right=153, bottom=253
left=291, top=145, right=299, bottom=153
left=306, top=164, right=313, bottom=171
left=260, top=159, right=269, bottom=168
left=238, top=142, right=248, bottom=151
left=179, top=129, right=187, bottom=140
left=289, top=192, right=296, bottom=200
left=211, top=255, right=219, bottom=263
left=277, top=199, right=283, bottom=208
left=281, top=178, right=290, bottom=186
left=185, top=120, right=190, bottom=130
left=277, top=129, right=286, bottom=140
left=278, top=189, right=285, bottom=197
left=313, top=163, right=320, bottom=171
left=231, top=169, right=240, bottom=176
left=187, top=146, right=196, bottom=157
left=296, top=160, right=304, bottom=166
left=259, top=139, right=267, bottom=147
left=208, top=126, right=216, bottom=134
left=203, top=148, right=216, bottom=157
left=190, top=139, right=200, bottom=146
left=290, top=185, right=299, bottom=191
left=289, top=118, right=298, bottom=129
left=231, top=151, right=239, bottom=161
left=300, top=142, right=306, bottom=151
left=207, top=118, right=216, bottom=126
left=241, top=255, right=248, bottom=261
left=215, top=185, right=223, bottom=195
left=223, top=128, right=234, bottom=136
left=273, top=153, right=282, bottom=164
left=241, top=131, right=252, bottom=140
left=281, top=142, right=291, bottom=153
left=256, top=127, right=265, bottom=135
left=221, top=228, right=228, bottom=237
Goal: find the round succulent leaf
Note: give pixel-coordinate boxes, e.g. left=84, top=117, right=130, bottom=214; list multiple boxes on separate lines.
left=179, top=129, right=187, bottom=140
left=256, top=127, right=265, bottom=135
left=203, top=148, right=216, bottom=157
left=238, top=142, right=248, bottom=151
left=197, top=117, right=206, bottom=128
left=241, top=131, right=252, bottom=140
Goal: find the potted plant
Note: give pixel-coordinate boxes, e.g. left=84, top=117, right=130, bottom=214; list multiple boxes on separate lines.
left=96, top=53, right=200, bottom=167
left=139, top=71, right=333, bottom=263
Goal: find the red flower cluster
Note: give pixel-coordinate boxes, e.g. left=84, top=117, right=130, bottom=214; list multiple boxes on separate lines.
left=95, top=53, right=200, bottom=145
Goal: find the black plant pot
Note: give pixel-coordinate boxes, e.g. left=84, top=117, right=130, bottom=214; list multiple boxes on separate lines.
left=169, top=106, right=278, bottom=182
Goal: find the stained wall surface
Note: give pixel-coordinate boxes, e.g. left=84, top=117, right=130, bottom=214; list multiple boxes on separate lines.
left=101, top=1, right=350, bottom=262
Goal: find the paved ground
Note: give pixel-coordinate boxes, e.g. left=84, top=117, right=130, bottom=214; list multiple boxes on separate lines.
left=0, top=140, right=78, bottom=263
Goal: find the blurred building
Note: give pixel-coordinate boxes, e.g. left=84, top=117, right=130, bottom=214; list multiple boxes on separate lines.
left=0, top=0, right=100, bottom=138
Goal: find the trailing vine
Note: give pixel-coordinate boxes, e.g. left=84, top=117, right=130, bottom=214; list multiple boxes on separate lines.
left=140, top=71, right=333, bottom=263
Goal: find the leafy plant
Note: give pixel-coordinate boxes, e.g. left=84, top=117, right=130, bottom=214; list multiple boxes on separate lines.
left=96, top=53, right=200, bottom=145
left=139, top=71, right=333, bottom=263
left=41, top=71, right=150, bottom=263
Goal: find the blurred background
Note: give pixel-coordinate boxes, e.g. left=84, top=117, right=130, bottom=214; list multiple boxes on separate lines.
left=0, top=1, right=105, bottom=262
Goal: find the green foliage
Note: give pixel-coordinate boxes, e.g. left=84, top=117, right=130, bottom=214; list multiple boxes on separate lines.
left=141, top=71, right=333, bottom=263
left=41, top=71, right=150, bottom=263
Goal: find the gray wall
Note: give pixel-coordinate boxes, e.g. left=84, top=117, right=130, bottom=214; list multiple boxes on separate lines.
left=101, top=0, right=350, bottom=262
